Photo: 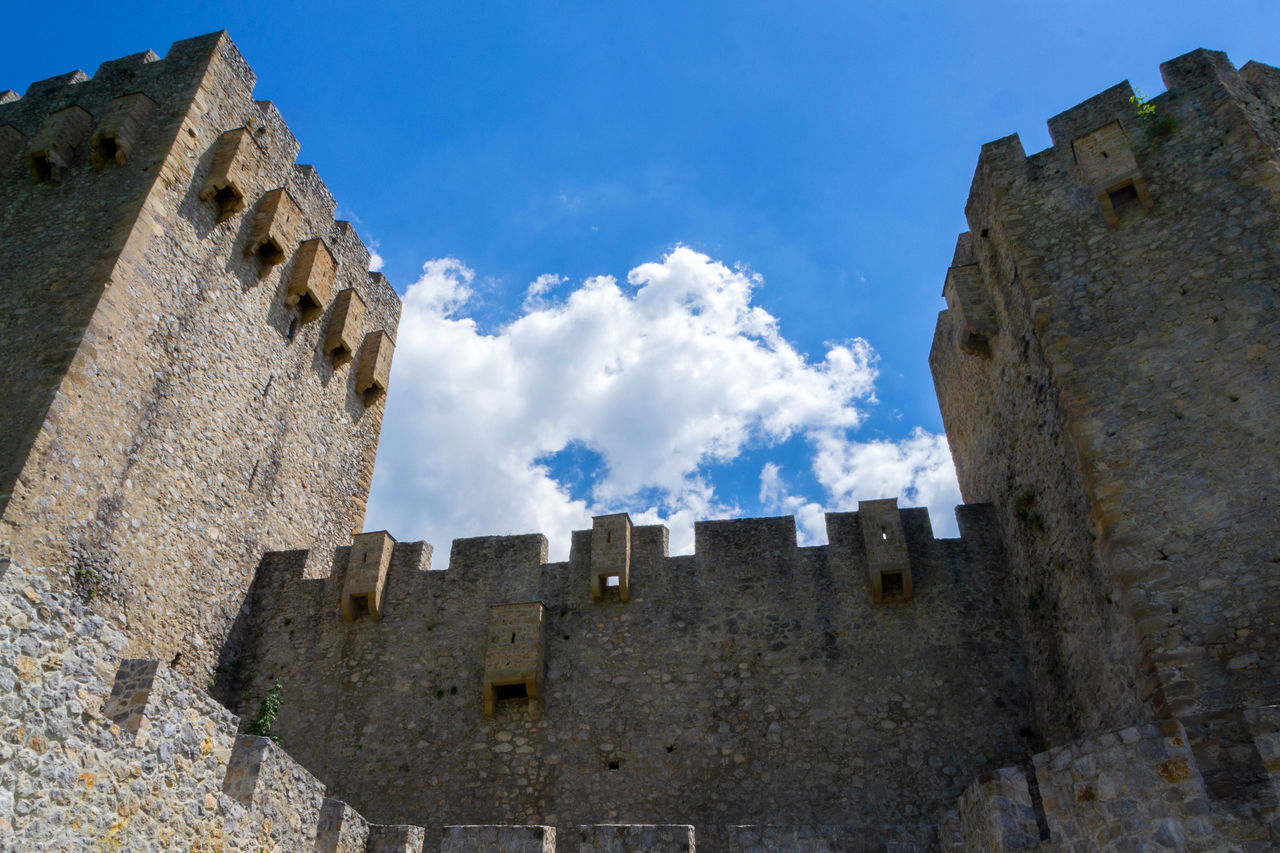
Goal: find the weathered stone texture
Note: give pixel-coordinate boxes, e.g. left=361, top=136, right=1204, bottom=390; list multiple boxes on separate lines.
left=225, top=506, right=1034, bottom=848
left=931, top=49, right=1280, bottom=747
left=0, top=31, right=400, bottom=686
left=0, top=556, right=410, bottom=850
left=3, top=34, right=1280, bottom=853
left=318, top=797, right=373, bottom=853
left=579, top=823, right=695, bottom=851
left=440, top=824, right=555, bottom=852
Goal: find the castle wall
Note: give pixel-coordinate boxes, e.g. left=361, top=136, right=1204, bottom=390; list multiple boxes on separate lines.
left=224, top=505, right=1036, bottom=848
left=930, top=50, right=1280, bottom=745
left=0, top=33, right=400, bottom=682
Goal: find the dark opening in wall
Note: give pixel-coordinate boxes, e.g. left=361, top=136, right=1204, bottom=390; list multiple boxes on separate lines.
left=962, top=331, right=993, bottom=359
left=256, top=238, right=285, bottom=268
left=29, top=154, right=52, bottom=183
left=607, top=761, right=620, bottom=770
left=362, top=384, right=385, bottom=408
left=1108, top=181, right=1141, bottom=216
left=286, top=316, right=299, bottom=342
left=213, top=185, right=243, bottom=221
left=93, top=136, right=119, bottom=169
left=296, top=292, right=322, bottom=323
left=328, top=341, right=353, bottom=367
left=349, top=594, right=370, bottom=619
left=881, top=571, right=905, bottom=601
left=496, top=682, right=528, bottom=701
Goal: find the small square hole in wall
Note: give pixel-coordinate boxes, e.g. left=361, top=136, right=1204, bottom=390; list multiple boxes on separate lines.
left=29, top=154, right=52, bottom=183
left=212, top=186, right=242, bottom=221
left=349, top=594, right=370, bottom=619
left=256, top=238, right=285, bottom=268
left=296, top=292, right=322, bottom=323
left=605, top=575, right=620, bottom=588
left=95, top=136, right=119, bottom=168
left=881, top=571, right=904, bottom=601
left=1108, top=182, right=1141, bottom=216
left=327, top=342, right=353, bottom=367
left=495, top=682, right=528, bottom=701
left=961, top=331, right=993, bottom=359
left=362, top=385, right=385, bottom=408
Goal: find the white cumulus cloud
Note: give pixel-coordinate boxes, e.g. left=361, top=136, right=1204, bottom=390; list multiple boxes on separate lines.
left=811, top=427, right=963, bottom=536
left=365, top=246, right=961, bottom=563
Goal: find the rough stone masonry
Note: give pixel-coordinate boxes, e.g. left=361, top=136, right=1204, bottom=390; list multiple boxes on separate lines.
left=0, top=31, right=1277, bottom=852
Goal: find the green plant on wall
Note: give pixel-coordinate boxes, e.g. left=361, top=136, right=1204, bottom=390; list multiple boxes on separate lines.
left=246, top=681, right=284, bottom=743
left=1130, top=88, right=1177, bottom=139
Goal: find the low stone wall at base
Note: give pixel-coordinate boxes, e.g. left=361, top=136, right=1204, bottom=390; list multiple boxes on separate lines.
left=0, top=559, right=423, bottom=851
left=948, top=717, right=1280, bottom=851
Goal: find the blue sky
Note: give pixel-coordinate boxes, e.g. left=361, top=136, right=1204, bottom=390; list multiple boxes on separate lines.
left=4, top=2, right=1277, bottom=558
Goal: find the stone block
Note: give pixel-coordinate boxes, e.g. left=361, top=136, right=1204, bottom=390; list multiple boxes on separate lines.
left=102, top=658, right=161, bottom=738
left=590, top=512, right=632, bottom=601
left=326, top=287, right=365, bottom=366
left=222, top=734, right=326, bottom=848
left=341, top=530, right=395, bottom=622
left=316, top=797, right=370, bottom=853
left=483, top=601, right=545, bottom=718
left=286, top=237, right=337, bottom=322
left=1071, top=121, right=1153, bottom=226
left=1033, top=720, right=1210, bottom=848
left=440, top=825, right=555, bottom=852
left=245, top=187, right=302, bottom=270
left=726, top=825, right=841, bottom=851
left=952, top=768, right=1040, bottom=851
left=367, top=823, right=426, bottom=852
left=356, top=329, right=394, bottom=405
left=25, top=105, right=92, bottom=182
left=90, top=92, right=155, bottom=169
left=943, top=263, right=997, bottom=358
left=199, top=126, right=253, bottom=219
left=859, top=498, right=913, bottom=602
left=579, top=824, right=695, bottom=851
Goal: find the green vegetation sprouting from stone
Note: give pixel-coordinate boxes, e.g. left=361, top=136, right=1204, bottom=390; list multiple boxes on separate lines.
left=246, top=681, right=284, bottom=743
left=1130, top=88, right=1177, bottom=138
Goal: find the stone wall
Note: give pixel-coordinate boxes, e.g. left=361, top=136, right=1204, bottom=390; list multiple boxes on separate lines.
left=223, top=503, right=1036, bottom=848
left=930, top=50, right=1280, bottom=753
left=0, top=32, right=400, bottom=685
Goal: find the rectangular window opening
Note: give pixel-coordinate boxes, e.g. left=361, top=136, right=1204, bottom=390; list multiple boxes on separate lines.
left=881, top=571, right=904, bottom=601
left=296, top=291, right=322, bottom=323
left=328, top=342, right=353, bottom=367
left=213, top=185, right=242, bottom=221
left=1108, top=181, right=1141, bottom=215
left=349, top=594, right=370, bottom=619
left=93, top=136, right=119, bottom=169
left=30, top=154, right=52, bottom=183
left=256, top=239, right=285, bottom=268
left=605, top=575, right=620, bottom=588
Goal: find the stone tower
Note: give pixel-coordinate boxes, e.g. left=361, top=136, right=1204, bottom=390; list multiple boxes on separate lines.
left=0, top=32, right=399, bottom=681
left=931, top=48, right=1280, bottom=804
left=2, top=34, right=1280, bottom=853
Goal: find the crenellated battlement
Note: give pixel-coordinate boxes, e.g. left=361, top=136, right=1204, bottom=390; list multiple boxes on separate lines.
left=0, top=30, right=403, bottom=689
left=206, top=500, right=1033, bottom=843
left=931, top=47, right=1280, bottom=831
left=2, top=34, right=1279, bottom=851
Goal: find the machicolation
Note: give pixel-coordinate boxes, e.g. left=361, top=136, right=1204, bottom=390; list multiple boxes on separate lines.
left=0, top=32, right=1277, bottom=852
